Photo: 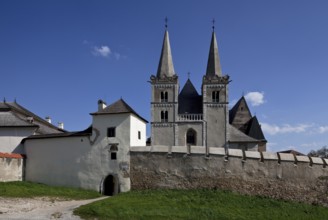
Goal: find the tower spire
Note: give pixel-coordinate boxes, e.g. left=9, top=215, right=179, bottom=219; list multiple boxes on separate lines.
left=156, top=18, right=176, bottom=78
left=205, top=20, right=222, bottom=77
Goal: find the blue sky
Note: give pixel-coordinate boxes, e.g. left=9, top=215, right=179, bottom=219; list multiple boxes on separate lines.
left=1, top=0, right=328, bottom=154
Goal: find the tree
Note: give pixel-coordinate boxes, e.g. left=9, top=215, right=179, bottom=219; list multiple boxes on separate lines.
left=308, top=146, right=328, bottom=158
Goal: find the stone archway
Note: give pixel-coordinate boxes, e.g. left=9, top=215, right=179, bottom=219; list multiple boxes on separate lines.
left=103, top=175, right=117, bottom=196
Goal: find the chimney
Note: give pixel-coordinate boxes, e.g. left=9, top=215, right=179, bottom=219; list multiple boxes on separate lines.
left=45, top=116, right=51, bottom=124
left=98, top=99, right=107, bottom=111
left=58, top=122, right=64, bottom=129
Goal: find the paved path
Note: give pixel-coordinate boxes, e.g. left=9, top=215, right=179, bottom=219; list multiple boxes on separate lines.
left=0, top=196, right=107, bottom=219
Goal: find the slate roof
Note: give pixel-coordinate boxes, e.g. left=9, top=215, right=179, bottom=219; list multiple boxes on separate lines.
left=0, top=111, right=38, bottom=127
left=228, top=124, right=259, bottom=143
left=23, top=126, right=92, bottom=143
left=156, top=29, right=176, bottom=78
left=0, top=101, right=65, bottom=134
left=278, top=150, right=305, bottom=156
left=229, top=97, right=266, bottom=143
left=245, top=116, right=266, bottom=142
left=178, top=79, right=202, bottom=114
left=91, top=98, right=148, bottom=123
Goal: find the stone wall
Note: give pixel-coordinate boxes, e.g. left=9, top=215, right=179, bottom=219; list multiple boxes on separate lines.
left=130, top=146, right=328, bottom=206
left=0, top=153, right=24, bottom=182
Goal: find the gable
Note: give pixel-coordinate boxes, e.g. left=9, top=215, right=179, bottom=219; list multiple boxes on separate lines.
left=229, top=97, right=252, bottom=130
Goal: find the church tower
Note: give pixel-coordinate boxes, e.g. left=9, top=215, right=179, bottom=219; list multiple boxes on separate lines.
left=202, top=28, right=230, bottom=148
left=150, top=26, right=179, bottom=146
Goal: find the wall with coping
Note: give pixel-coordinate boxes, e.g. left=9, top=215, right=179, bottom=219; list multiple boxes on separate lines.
left=130, top=146, right=328, bottom=206
left=0, top=127, right=36, bottom=153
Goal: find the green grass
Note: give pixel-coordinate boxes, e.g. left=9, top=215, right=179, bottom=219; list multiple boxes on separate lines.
left=74, top=189, right=328, bottom=220
left=0, top=181, right=100, bottom=200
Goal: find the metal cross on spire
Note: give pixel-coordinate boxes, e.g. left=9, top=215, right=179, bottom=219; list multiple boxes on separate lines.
left=212, top=18, right=215, bottom=31
left=187, top=72, right=191, bottom=79
left=165, top=17, right=168, bottom=29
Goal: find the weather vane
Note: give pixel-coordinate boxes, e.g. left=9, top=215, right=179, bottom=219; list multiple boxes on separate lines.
left=165, top=17, right=168, bottom=29
left=212, top=18, right=215, bottom=31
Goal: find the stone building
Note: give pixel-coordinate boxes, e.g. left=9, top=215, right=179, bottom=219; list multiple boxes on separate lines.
left=150, top=27, right=266, bottom=151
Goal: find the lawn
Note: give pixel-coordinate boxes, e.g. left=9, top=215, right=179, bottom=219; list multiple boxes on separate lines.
left=74, top=189, right=328, bottom=220
left=0, top=181, right=100, bottom=200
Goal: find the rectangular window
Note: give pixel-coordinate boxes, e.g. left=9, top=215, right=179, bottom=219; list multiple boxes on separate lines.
left=107, top=127, right=116, bottom=137
left=111, top=152, right=117, bottom=160
left=138, top=131, right=141, bottom=140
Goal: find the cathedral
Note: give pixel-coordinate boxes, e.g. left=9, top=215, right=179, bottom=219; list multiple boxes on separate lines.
left=150, top=26, right=266, bottom=152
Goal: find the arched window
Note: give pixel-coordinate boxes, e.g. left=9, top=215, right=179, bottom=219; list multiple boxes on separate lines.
left=212, top=91, right=219, bottom=103
left=161, top=91, right=168, bottom=102
left=161, top=111, right=168, bottom=122
left=186, top=129, right=196, bottom=145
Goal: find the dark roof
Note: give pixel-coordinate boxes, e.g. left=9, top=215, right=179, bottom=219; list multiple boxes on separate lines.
left=178, top=79, right=202, bottom=114
left=91, top=99, right=148, bottom=123
left=228, top=124, right=259, bottom=143
left=0, top=111, right=38, bottom=127
left=0, top=102, right=65, bottom=134
left=245, top=116, right=266, bottom=142
left=23, top=126, right=92, bottom=143
left=278, top=150, right=305, bottom=156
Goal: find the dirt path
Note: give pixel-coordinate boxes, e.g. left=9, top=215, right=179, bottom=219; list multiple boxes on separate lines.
left=0, top=196, right=107, bottom=219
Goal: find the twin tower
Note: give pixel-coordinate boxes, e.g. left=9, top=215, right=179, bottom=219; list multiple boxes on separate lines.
left=150, top=27, right=232, bottom=150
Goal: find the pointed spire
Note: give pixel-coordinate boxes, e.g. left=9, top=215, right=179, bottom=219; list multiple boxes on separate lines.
left=205, top=24, right=222, bottom=77
left=156, top=21, right=176, bottom=78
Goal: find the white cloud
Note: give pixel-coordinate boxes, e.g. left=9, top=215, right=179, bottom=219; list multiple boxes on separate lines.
left=245, top=91, right=265, bottom=106
left=261, top=123, right=313, bottom=135
left=92, top=46, right=111, bottom=57
left=319, top=126, right=328, bottom=134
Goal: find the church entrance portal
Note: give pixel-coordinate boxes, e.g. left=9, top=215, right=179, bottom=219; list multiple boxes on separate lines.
left=186, top=129, right=196, bottom=145
left=103, top=175, right=117, bottom=196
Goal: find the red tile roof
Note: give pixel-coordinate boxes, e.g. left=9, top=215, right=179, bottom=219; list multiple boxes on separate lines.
left=0, top=152, right=25, bottom=159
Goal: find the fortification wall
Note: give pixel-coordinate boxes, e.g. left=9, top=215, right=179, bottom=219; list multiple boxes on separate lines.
left=130, top=146, right=328, bottom=206
left=0, top=153, right=24, bottom=182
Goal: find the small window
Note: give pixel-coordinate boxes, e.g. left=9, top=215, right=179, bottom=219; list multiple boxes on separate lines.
left=107, top=127, right=116, bottom=137
left=212, top=91, right=219, bottom=103
left=161, top=91, right=168, bottom=102
left=138, top=131, right=141, bottom=140
left=111, top=152, right=117, bottom=160
left=186, top=129, right=196, bottom=145
left=161, top=111, right=168, bottom=122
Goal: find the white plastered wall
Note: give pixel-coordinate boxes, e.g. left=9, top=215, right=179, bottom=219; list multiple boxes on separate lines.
left=130, top=114, right=146, bottom=146
left=0, top=127, right=36, bottom=153
left=24, top=112, right=144, bottom=193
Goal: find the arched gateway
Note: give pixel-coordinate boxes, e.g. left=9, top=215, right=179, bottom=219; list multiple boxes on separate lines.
left=102, top=175, right=118, bottom=196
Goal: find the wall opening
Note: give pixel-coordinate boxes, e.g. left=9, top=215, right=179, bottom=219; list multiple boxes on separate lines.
left=186, top=129, right=196, bottom=145
left=103, top=175, right=117, bottom=196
